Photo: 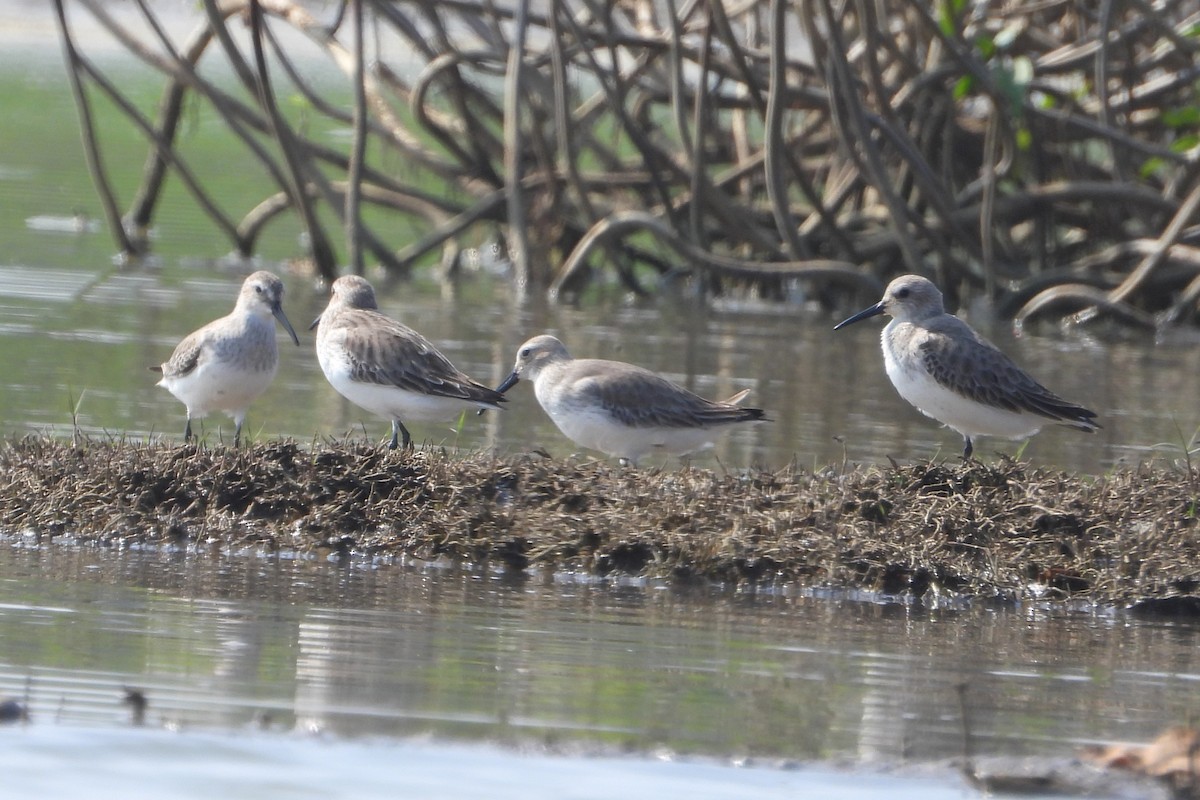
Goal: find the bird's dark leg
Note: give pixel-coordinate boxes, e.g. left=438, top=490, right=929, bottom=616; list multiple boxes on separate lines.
left=184, top=418, right=193, bottom=442
left=962, top=436, right=974, bottom=460
left=389, top=420, right=413, bottom=450
left=234, top=420, right=244, bottom=449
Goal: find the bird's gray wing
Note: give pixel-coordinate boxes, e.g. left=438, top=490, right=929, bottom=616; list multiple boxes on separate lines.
left=580, top=363, right=764, bottom=428
left=159, top=333, right=206, bottom=379
left=334, top=312, right=504, bottom=405
left=919, top=330, right=1096, bottom=426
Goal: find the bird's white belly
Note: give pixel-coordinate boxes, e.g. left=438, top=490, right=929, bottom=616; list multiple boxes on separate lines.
left=321, top=357, right=477, bottom=422
left=539, top=391, right=719, bottom=462
left=159, top=361, right=275, bottom=419
left=884, top=355, right=1043, bottom=440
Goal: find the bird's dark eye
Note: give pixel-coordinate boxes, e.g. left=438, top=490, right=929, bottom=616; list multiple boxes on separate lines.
left=520, top=348, right=531, bottom=359
left=255, top=285, right=264, bottom=294
left=896, top=287, right=910, bottom=299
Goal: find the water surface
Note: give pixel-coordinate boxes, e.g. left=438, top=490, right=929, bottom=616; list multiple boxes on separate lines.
left=3, top=725, right=981, bottom=800
left=2, top=546, right=1198, bottom=796
left=1, top=2, right=1197, bottom=473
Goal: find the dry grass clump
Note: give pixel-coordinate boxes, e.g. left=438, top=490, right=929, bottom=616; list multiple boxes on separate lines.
left=0, top=437, right=1197, bottom=604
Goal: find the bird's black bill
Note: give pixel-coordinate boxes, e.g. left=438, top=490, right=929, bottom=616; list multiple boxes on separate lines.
left=308, top=315, right=321, bottom=331
left=273, top=306, right=301, bottom=345
left=495, top=371, right=521, bottom=394
left=833, top=301, right=885, bottom=331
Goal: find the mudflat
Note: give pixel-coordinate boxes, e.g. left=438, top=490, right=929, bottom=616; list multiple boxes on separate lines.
left=0, top=437, right=1195, bottom=605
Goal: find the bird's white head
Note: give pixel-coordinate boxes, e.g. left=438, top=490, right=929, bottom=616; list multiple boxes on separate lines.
left=496, top=335, right=571, bottom=394
left=834, top=274, right=945, bottom=329
left=239, top=270, right=299, bottom=345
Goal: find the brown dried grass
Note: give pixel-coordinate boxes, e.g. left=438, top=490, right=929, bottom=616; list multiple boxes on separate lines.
left=1, top=437, right=1197, bottom=603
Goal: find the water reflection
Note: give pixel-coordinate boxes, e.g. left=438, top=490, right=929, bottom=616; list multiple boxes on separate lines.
left=2, top=545, right=1200, bottom=765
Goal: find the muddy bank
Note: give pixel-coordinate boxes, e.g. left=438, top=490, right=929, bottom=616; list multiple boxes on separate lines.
left=0, top=437, right=1196, bottom=604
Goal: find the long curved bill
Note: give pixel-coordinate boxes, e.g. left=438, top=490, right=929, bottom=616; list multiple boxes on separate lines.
left=273, top=304, right=301, bottom=345
left=833, top=301, right=885, bottom=331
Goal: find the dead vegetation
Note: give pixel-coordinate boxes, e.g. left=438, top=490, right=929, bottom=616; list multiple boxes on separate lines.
left=1081, top=727, right=1200, bottom=800
left=0, top=436, right=1197, bottom=604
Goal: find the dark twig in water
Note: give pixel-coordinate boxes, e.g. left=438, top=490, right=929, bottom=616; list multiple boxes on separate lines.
left=122, top=687, right=148, bottom=727
left=955, top=682, right=977, bottom=785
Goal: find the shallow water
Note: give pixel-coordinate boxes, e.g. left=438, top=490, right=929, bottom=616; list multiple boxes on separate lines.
left=3, top=206, right=1199, bottom=474
left=2, top=545, right=1199, bottom=797
left=1, top=726, right=980, bottom=800
left=0, top=3, right=1198, bottom=473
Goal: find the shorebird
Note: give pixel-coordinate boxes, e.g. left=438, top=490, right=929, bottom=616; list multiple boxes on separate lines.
left=311, top=275, right=504, bottom=449
left=497, top=334, right=766, bottom=465
left=154, top=271, right=299, bottom=445
left=833, top=274, right=1099, bottom=458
